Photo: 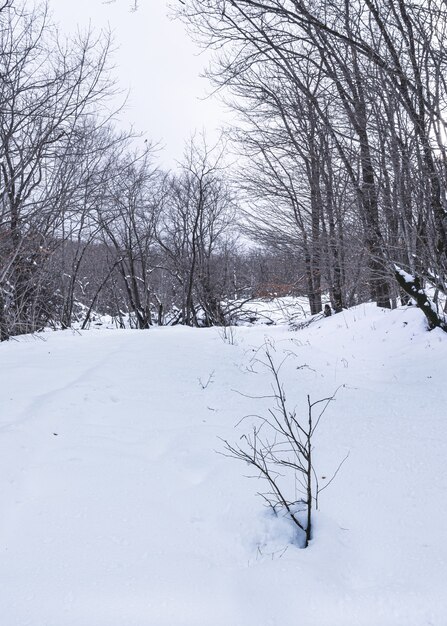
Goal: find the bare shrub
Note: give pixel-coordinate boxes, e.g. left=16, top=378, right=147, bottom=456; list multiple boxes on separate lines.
left=222, top=345, right=347, bottom=548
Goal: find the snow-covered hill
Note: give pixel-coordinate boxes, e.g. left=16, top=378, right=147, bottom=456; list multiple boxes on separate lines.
left=1, top=304, right=446, bottom=626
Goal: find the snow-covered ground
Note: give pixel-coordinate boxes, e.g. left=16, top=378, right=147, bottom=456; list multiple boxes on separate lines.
left=1, top=303, right=446, bottom=625
left=83, top=295, right=314, bottom=329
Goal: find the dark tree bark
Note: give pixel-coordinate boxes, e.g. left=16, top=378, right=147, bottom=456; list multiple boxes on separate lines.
left=395, top=267, right=447, bottom=332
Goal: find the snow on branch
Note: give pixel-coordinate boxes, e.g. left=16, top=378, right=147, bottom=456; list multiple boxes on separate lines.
left=394, top=265, right=447, bottom=332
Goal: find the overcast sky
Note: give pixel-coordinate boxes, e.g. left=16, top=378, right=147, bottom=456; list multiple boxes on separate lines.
left=50, top=0, right=226, bottom=166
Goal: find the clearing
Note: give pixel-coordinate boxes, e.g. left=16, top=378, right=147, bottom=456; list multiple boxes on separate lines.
left=0, top=304, right=446, bottom=625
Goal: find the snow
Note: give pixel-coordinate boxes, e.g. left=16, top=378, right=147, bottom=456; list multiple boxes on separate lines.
left=394, top=264, right=415, bottom=284
left=1, top=303, right=447, bottom=625
left=82, top=296, right=314, bottom=330
left=228, top=295, right=315, bottom=325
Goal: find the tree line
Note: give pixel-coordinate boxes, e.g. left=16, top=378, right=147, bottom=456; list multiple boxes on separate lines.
left=2, top=0, right=447, bottom=340
left=0, top=1, right=310, bottom=341
left=179, top=0, right=447, bottom=328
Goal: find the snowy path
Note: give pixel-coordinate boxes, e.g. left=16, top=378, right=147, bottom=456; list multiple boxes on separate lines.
left=1, top=306, right=446, bottom=625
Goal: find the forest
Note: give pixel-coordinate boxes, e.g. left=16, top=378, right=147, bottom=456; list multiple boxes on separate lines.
left=2, top=0, right=446, bottom=340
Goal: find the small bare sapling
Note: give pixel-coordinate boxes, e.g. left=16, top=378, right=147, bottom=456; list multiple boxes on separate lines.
left=222, top=346, right=346, bottom=548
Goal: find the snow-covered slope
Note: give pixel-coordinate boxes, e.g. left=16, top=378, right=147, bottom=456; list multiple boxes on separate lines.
left=1, top=304, right=446, bottom=626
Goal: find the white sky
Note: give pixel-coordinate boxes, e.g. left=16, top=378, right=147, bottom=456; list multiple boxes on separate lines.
left=50, top=0, right=226, bottom=167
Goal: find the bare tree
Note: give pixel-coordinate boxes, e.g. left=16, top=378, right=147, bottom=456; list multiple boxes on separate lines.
left=178, top=0, right=447, bottom=324
left=157, top=134, right=237, bottom=326
left=97, top=146, right=165, bottom=329
left=0, top=1, right=115, bottom=337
